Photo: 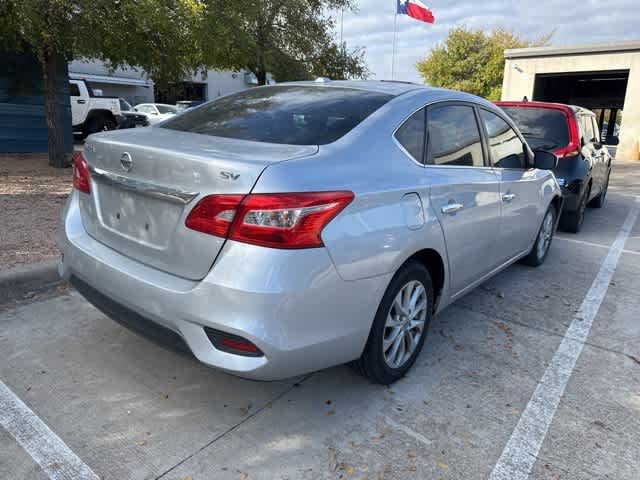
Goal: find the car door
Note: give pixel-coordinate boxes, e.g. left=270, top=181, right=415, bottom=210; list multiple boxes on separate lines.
left=479, top=108, right=541, bottom=264
left=591, top=116, right=611, bottom=182
left=69, top=81, right=88, bottom=127
left=579, top=113, right=602, bottom=197
left=427, top=103, right=502, bottom=297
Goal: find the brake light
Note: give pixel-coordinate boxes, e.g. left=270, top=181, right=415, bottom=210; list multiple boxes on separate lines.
left=184, top=194, right=244, bottom=237
left=554, top=113, right=580, bottom=159
left=185, top=191, right=354, bottom=249
left=72, top=152, right=91, bottom=194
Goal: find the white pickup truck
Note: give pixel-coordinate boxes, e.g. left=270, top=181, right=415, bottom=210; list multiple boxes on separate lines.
left=69, top=79, right=122, bottom=137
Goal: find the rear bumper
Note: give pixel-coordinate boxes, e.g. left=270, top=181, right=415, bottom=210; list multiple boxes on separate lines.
left=57, top=191, right=389, bottom=380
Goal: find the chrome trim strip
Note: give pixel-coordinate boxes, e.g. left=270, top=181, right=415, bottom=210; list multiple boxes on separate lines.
left=89, top=166, right=199, bottom=205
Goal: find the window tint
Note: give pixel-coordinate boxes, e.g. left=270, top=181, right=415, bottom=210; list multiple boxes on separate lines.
left=500, top=107, right=569, bottom=151
left=480, top=110, right=526, bottom=169
left=157, top=105, right=177, bottom=114
left=119, top=99, right=132, bottom=111
left=580, top=115, right=595, bottom=143
left=427, top=105, right=484, bottom=167
left=69, top=83, right=80, bottom=97
left=591, top=117, right=600, bottom=141
left=162, top=86, right=393, bottom=145
left=394, top=109, right=425, bottom=162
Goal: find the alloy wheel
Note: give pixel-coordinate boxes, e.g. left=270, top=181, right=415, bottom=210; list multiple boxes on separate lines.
left=537, top=209, right=554, bottom=259
left=382, top=280, right=428, bottom=369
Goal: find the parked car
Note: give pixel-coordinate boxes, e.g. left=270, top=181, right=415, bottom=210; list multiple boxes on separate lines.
left=133, top=103, right=178, bottom=125
left=70, top=79, right=122, bottom=137
left=176, top=100, right=205, bottom=112
left=58, top=82, right=562, bottom=384
left=496, top=101, right=612, bottom=233
left=117, top=99, right=149, bottom=129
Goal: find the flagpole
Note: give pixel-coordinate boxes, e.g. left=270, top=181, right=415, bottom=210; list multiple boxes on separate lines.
left=391, top=3, right=398, bottom=80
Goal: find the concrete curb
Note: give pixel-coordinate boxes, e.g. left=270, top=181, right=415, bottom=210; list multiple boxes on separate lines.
left=0, top=260, right=61, bottom=300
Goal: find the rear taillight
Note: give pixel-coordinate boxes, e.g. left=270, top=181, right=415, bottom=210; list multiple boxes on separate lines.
left=553, top=114, right=581, bottom=159
left=185, top=191, right=354, bottom=249
left=72, top=152, right=91, bottom=194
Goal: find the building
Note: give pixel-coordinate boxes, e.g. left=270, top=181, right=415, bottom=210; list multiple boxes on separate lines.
left=501, top=40, right=640, bottom=160
left=1, top=51, right=73, bottom=154
left=68, top=60, right=154, bottom=106
left=69, top=60, right=264, bottom=106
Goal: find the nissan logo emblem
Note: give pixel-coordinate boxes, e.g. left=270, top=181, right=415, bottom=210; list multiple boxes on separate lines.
left=120, top=152, right=133, bottom=172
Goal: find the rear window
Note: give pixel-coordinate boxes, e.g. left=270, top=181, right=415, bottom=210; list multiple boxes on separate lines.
left=157, top=105, right=178, bottom=114
left=500, top=107, right=570, bottom=151
left=161, top=86, right=393, bottom=145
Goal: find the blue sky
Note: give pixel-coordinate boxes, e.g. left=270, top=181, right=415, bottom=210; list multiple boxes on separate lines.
left=334, top=0, right=639, bottom=83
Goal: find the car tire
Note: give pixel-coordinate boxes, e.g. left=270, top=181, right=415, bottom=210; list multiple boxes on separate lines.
left=589, top=172, right=609, bottom=209
left=353, top=261, right=433, bottom=385
left=522, top=204, right=556, bottom=267
left=84, top=114, right=116, bottom=136
left=560, top=185, right=590, bottom=234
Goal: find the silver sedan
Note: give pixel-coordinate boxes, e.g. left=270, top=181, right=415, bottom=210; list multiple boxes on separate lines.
left=58, top=81, right=562, bottom=384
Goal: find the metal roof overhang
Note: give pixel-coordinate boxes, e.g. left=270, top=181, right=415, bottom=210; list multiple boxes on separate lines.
left=69, top=72, right=153, bottom=87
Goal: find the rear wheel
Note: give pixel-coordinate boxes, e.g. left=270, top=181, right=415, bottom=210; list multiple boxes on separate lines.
left=589, top=172, right=610, bottom=209
left=354, top=261, right=433, bottom=385
left=561, top=185, right=590, bottom=234
left=84, top=114, right=116, bottom=137
left=522, top=205, right=556, bottom=267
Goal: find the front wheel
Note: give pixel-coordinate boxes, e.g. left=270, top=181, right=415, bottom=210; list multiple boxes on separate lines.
left=353, top=261, right=433, bottom=385
left=522, top=205, right=556, bottom=267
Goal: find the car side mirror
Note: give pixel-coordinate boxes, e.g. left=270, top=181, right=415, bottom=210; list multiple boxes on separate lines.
left=605, top=135, right=619, bottom=146
left=533, top=150, right=558, bottom=170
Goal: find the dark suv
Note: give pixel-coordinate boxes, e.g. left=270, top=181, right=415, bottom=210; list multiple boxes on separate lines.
left=496, top=101, right=612, bottom=233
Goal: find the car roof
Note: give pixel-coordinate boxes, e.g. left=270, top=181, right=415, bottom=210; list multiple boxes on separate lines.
left=496, top=100, right=595, bottom=116
left=269, top=80, right=498, bottom=107
left=276, top=80, right=427, bottom=96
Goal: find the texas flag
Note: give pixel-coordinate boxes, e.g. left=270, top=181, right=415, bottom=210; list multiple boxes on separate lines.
left=397, top=0, right=435, bottom=24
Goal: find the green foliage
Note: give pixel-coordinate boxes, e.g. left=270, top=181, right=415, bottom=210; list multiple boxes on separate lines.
left=211, top=0, right=369, bottom=84
left=0, top=0, right=210, bottom=86
left=416, top=27, right=552, bottom=100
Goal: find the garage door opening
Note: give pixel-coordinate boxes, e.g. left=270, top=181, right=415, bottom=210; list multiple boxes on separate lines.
left=533, top=70, right=628, bottom=146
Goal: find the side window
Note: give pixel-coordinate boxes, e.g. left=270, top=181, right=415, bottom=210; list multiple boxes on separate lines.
left=580, top=115, right=595, bottom=143
left=69, top=83, right=80, bottom=97
left=590, top=117, right=600, bottom=143
left=427, top=104, right=484, bottom=167
left=480, top=109, right=526, bottom=169
left=394, top=108, right=426, bottom=163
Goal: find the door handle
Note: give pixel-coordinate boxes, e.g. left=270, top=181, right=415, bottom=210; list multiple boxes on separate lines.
left=441, top=203, right=464, bottom=215
left=502, top=193, right=516, bottom=203
left=77, top=99, right=86, bottom=104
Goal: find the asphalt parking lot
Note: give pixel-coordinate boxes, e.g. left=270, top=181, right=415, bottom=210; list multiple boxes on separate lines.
left=1, top=162, right=639, bottom=480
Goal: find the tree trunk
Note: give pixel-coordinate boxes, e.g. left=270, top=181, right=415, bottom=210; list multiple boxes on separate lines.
left=43, top=49, right=69, bottom=168
left=256, top=69, right=267, bottom=85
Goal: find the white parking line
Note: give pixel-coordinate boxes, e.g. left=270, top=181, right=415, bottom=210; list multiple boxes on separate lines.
left=555, top=235, right=640, bottom=257
left=384, top=416, right=432, bottom=446
left=0, top=381, right=99, bottom=480
left=488, top=197, right=640, bottom=480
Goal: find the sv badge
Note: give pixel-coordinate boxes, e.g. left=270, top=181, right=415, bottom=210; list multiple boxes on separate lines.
left=220, top=171, right=240, bottom=181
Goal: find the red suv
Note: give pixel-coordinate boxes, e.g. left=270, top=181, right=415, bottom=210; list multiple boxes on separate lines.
left=496, top=101, right=612, bottom=233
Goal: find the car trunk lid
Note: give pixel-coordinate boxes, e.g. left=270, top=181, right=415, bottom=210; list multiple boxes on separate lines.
left=79, top=127, right=317, bottom=280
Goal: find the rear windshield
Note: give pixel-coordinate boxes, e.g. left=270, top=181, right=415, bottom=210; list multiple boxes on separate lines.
left=157, top=105, right=178, bottom=114
left=500, top=107, right=570, bottom=151
left=161, top=86, right=393, bottom=145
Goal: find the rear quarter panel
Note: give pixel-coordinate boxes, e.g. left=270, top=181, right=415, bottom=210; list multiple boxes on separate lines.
left=253, top=89, right=450, bottom=297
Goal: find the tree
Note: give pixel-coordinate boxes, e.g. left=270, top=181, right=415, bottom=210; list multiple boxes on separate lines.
left=205, top=1, right=369, bottom=84
left=416, top=27, right=552, bottom=100
left=0, top=0, right=212, bottom=167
